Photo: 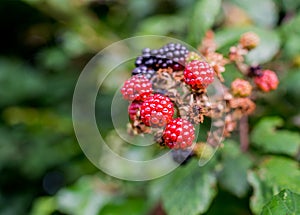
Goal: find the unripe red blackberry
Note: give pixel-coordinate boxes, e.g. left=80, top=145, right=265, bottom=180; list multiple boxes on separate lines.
left=184, top=60, right=215, bottom=89
left=231, top=78, right=252, bottom=97
left=128, top=101, right=142, bottom=121
left=239, top=32, right=260, bottom=50
left=140, top=94, right=174, bottom=127
left=254, top=70, right=279, bottom=92
left=163, top=118, right=195, bottom=149
left=121, top=75, right=152, bottom=101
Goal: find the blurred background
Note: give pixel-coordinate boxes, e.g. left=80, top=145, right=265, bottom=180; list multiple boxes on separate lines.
left=1, top=0, right=300, bottom=214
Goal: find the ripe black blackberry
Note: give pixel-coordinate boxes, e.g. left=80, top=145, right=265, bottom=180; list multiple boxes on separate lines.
left=134, top=43, right=189, bottom=71
left=171, top=149, right=194, bottom=165
left=132, top=66, right=156, bottom=79
left=248, top=65, right=263, bottom=77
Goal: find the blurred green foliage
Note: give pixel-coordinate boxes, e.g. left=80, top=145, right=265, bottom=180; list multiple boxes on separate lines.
left=1, top=0, right=300, bottom=214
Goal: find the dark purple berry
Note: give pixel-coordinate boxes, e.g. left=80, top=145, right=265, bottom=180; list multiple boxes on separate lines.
left=132, top=66, right=156, bottom=79
left=171, top=149, right=194, bottom=165
left=134, top=43, right=189, bottom=71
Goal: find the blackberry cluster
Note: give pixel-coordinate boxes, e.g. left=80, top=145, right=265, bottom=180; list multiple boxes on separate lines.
left=134, top=43, right=189, bottom=74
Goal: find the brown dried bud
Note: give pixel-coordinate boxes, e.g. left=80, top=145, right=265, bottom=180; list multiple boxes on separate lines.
left=199, top=30, right=217, bottom=55
left=193, top=142, right=214, bottom=159
left=229, top=46, right=248, bottom=62
left=206, top=52, right=229, bottom=82
left=229, top=97, right=256, bottom=115
left=231, top=78, right=252, bottom=97
left=223, top=114, right=237, bottom=137
left=239, top=32, right=260, bottom=50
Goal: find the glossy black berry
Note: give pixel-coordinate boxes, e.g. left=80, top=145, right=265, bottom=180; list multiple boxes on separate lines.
left=171, top=149, right=194, bottom=165
left=132, top=66, right=156, bottom=79
left=134, top=43, right=189, bottom=71
left=248, top=65, right=263, bottom=77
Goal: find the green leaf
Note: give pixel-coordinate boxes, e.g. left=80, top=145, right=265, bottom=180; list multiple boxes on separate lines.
left=30, top=197, right=56, bottom=215
left=137, top=15, right=187, bottom=36
left=261, top=189, right=300, bottom=215
left=215, top=27, right=281, bottom=64
left=251, top=117, right=300, bottom=157
left=280, top=14, right=300, bottom=59
left=248, top=156, right=300, bottom=214
left=162, top=160, right=217, bottom=215
left=280, top=69, right=300, bottom=107
left=0, top=58, right=45, bottom=106
left=188, top=0, right=222, bottom=46
left=248, top=171, right=274, bottom=215
left=229, top=0, right=278, bottom=28
left=256, top=157, right=300, bottom=193
left=219, top=141, right=253, bottom=197
left=99, top=197, right=148, bottom=215
left=56, top=176, right=115, bottom=215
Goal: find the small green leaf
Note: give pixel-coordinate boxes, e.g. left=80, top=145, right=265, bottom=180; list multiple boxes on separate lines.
left=248, top=156, right=300, bottom=214
left=248, top=171, right=274, bottom=215
left=219, top=141, right=253, bottom=197
left=251, top=117, right=300, bottom=157
left=162, top=160, right=217, bottom=215
left=188, top=0, right=222, bottom=46
left=261, top=189, right=300, bottom=215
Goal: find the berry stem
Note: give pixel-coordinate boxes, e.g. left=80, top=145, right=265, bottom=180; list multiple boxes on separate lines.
left=240, top=115, right=249, bottom=152
left=234, top=60, right=249, bottom=76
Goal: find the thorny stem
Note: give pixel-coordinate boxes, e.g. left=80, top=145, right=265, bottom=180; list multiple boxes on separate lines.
left=240, top=115, right=249, bottom=152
